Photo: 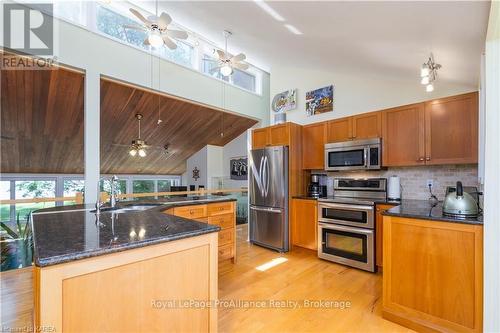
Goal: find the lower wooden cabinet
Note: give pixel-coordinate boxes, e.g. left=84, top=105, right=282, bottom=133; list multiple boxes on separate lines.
left=383, top=216, right=483, bottom=333
left=164, top=202, right=236, bottom=262
left=291, top=199, right=318, bottom=251
left=375, top=203, right=396, bottom=268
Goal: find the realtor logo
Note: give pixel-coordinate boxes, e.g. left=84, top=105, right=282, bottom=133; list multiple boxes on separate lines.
left=3, top=3, right=54, bottom=55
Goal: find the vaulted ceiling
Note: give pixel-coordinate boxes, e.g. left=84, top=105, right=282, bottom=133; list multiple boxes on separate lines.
left=100, top=78, right=257, bottom=174
left=1, top=54, right=257, bottom=175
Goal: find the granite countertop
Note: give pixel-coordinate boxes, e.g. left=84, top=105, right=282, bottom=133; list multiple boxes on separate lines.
left=292, top=196, right=319, bottom=200
left=382, top=199, right=483, bottom=225
left=31, top=196, right=236, bottom=267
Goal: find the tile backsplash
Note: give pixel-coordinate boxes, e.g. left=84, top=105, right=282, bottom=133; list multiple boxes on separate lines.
left=326, top=164, right=479, bottom=201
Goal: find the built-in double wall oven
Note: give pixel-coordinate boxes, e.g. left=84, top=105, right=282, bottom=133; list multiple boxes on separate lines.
left=317, top=200, right=377, bottom=272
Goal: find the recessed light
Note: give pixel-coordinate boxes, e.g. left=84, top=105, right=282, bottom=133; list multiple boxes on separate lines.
left=284, top=24, right=303, bottom=35
left=253, top=0, right=285, bottom=22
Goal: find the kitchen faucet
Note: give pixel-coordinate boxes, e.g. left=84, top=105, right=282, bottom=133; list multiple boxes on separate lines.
left=95, top=175, right=119, bottom=214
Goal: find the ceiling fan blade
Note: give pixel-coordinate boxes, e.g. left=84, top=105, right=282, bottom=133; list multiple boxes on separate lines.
left=129, top=8, right=149, bottom=25
left=158, top=12, right=172, bottom=29
left=162, top=35, right=177, bottom=49
left=233, top=62, right=249, bottom=71
left=230, top=53, right=246, bottom=62
left=123, top=24, right=146, bottom=31
left=166, top=29, right=188, bottom=40
left=216, top=49, right=227, bottom=60
left=147, top=15, right=158, bottom=23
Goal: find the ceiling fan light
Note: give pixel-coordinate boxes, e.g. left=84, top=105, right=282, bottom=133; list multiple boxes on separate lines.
left=426, top=83, right=434, bottom=92
left=421, top=76, right=430, bottom=85
left=420, top=65, right=430, bottom=77
left=129, top=148, right=137, bottom=156
left=148, top=30, right=163, bottom=47
left=138, top=148, right=147, bottom=157
left=220, top=64, right=233, bottom=76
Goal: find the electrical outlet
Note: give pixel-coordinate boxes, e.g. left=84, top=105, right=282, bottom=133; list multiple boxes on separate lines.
left=426, top=179, right=434, bottom=188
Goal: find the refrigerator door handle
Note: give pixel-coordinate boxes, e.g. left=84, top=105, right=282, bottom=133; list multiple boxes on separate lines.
left=250, top=206, right=282, bottom=213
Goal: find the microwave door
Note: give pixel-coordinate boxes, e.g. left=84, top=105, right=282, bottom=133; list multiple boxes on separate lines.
left=326, top=148, right=366, bottom=171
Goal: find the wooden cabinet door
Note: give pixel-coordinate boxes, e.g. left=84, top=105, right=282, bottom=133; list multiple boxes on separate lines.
left=352, top=111, right=382, bottom=140
left=302, top=122, right=326, bottom=169
left=375, top=204, right=395, bottom=268
left=291, top=199, right=318, bottom=251
left=326, top=117, right=352, bottom=143
left=382, top=103, right=425, bottom=166
left=424, top=92, right=478, bottom=165
left=269, top=124, right=290, bottom=146
left=252, top=128, right=269, bottom=149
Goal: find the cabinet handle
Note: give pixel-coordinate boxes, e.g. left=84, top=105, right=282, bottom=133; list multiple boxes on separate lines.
left=426, top=157, right=431, bottom=161
left=190, top=210, right=194, bottom=214
left=417, top=157, right=424, bottom=162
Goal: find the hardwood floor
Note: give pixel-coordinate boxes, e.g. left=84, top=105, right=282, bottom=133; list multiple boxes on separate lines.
left=218, top=225, right=413, bottom=333
left=1, top=225, right=412, bottom=332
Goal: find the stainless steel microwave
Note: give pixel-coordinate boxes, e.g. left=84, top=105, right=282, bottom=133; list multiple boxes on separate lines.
left=324, top=138, right=381, bottom=171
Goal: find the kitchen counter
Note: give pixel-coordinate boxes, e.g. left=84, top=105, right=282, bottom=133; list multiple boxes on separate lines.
left=382, top=199, right=483, bottom=225
left=31, top=196, right=236, bottom=267
left=292, top=195, right=319, bottom=200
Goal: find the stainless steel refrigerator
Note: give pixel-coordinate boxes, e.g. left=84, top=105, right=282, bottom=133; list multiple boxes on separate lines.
left=249, top=146, right=289, bottom=252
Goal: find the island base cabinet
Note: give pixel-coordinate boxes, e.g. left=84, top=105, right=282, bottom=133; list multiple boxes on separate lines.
left=34, top=233, right=218, bottom=333
left=382, top=216, right=483, bottom=333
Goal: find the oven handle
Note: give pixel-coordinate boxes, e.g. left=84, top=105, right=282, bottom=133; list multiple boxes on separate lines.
left=319, top=222, right=374, bottom=235
left=318, top=203, right=373, bottom=212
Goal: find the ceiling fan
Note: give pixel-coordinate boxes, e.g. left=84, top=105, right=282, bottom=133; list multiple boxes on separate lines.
left=125, top=6, right=188, bottom=49
left=208, top=30, right=249, bottom=77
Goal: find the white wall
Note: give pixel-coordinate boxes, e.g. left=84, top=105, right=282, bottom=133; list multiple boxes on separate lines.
left=207, top=145, right=223, bottom=189
left=270, top=66, right=478, bottom=125
left=223, top=131, right=249, bottom=189
left=483, top=1, right=500, bottom=332
left=183, top=146, right=208, bottom=189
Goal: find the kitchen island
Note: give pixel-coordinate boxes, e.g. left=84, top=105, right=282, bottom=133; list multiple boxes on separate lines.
left=32, top=196, right=236, bottom=333
left=382, top=202, right=483, bottom=333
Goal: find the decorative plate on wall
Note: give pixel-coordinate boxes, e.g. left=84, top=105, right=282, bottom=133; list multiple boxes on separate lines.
left=272, top=89, right=297, bottom=113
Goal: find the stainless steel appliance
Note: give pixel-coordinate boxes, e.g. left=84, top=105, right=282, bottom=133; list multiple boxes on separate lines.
left=324, top=138, right=381, bottom=171
left=443, top=181, right=480, bottom=218
left=317, top=178, right=387, bottom=272
left=249, top=146, right=289, bottom=252
left=308, top=174, right=327, bottom=198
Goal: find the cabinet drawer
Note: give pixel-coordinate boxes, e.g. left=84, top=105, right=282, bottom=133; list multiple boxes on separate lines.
left=207, top=202, right=234, bottom=216
left=208, top=214, right=234, bottom=229
left=173, top=205, right=207, bottom=219
left=218, top=243, right=234, bottom=261
left=218, top=228, right=234, bottom=246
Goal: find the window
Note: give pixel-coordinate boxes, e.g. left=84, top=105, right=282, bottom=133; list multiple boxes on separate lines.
left=63, top=179, right=85, bottom=205
left=202, top=54, right=256, bottom=92
left=159, top=41, right=194, bottom=68
left=132, top=180, right=155, bottom=193
left=158, top=180, right=172, bottom=192
left=0, top=181, right=10, bottom=223
left=96, top=4, right=148, bottom=50
left=232, top=69, right=256, bottom=92
left=100, top=179, right=127, bottom=195
left=53, top=1, right=86, bottom=25
left=14, top=180, right=56, bottom=219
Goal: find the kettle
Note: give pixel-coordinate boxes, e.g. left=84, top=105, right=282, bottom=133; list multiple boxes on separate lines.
left=442, top=181, right=479, bottom=217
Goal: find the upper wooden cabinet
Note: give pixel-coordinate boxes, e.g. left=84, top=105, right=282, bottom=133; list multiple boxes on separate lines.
left=352, top=111, right=382, bottom=140
left=326, top=117, right=352, bottom=142
left=326, top=112, right=381, bottom=143
left=424, top=92, right=478, bottom=165
left=302, top=122, right=326, bottom=170
left=383, top=92, right=478, bottom=167
left=251, top=128, right=269, bottom=149
left=382, top=103, right=426, bottom=166
left=251, top=122, right=296, bottom=148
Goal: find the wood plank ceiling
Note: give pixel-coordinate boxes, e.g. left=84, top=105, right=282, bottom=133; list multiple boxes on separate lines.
left=1, top=59, right=257, bottom=175
left=100, top=78, right=257, bottom=174
left=1, top=64, right=85, bottom=174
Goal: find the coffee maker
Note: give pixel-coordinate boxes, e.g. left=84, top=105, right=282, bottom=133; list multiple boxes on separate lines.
left=308, top=174, right=327, bottom=198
